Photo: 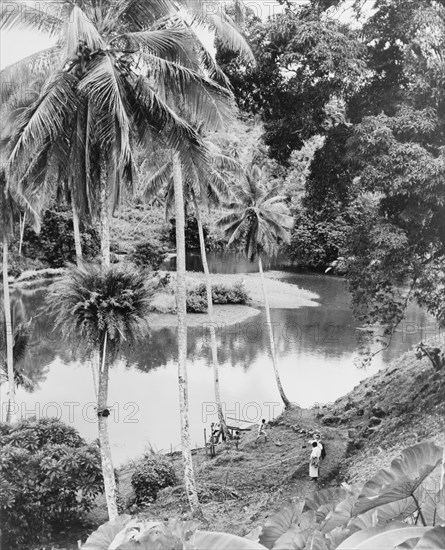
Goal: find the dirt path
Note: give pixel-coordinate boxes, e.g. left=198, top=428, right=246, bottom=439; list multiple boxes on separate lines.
left=126, top=406, right=350, bottom=536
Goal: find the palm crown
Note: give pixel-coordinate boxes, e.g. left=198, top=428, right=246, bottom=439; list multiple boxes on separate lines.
left=47, top=265, right=154, bottom=361
left=1, top=0, right=252, bottom=219
left=218, top=164, right=294, bottom=261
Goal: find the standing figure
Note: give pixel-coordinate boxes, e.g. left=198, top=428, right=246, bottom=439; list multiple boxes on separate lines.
left=255, top=419, right=268, bottom=445
left=312, top=433, right=326, bottom=460
left=309, top=441, right=321, bottom=482
left=234, top=430, right=241, bottom=450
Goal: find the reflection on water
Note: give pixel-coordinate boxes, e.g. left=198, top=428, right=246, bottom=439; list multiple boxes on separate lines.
left=3, top=260, right=437, bottom=465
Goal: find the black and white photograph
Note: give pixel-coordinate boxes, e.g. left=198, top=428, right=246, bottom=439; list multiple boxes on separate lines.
left=0, top=0, right=444, bottom=548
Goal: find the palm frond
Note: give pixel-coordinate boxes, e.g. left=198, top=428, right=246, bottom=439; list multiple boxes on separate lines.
left=141, top=161, right=173, bottom=201
left=0, top=45, right=61, bottom=104
left=9, top=71, right=78, bottom=164
left=66, top=6, right=105, bottom=58
left=78, top=54, right=132, bottom=169
left=0, top=0, right=68, bottom=35
left=116, top=27, right=192, bottom=59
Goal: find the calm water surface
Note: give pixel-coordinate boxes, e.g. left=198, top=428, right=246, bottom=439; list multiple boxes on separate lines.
left=3, top=253, right=436, bottom=464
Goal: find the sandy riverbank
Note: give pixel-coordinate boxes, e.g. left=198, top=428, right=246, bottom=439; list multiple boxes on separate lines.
left=147, top=271, right=319, bottom=328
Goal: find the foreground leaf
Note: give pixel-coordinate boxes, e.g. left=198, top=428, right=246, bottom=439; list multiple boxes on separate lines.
left=192, top=530, right=268, bottom=549
left=413, top=526, right=445, bottom=549
left=337, top=523, right=432, bottom=550
left=82, top=515, right=131, bottom=550
left=353, top=443, right=443, bottom=516
left=259, top=500, right=305, bottom=549
left=273, top=526, right=312, bottom=550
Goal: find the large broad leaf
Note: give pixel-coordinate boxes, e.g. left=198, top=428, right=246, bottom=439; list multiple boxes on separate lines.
left=192, top=530, right=268, bottom=549
left=272, top=514, right=316, bottom=550
left=326, top=526, right=351, bottom=548
left=303, top=487, right=347, bottom=523
left=321, top=495, right=356, bottom=534
left=303, top=530, right=330, bottom=550
left=395, top=538, right=422, bottom=549
left=81, top=515, right=132, bottom=550
left=273, top=526, right=312, bottom=550
left=337, top=523, right=432, bottom=550
left=413, top=526, right=445, bottom=549
left=259, top=501, right=305, bottom=550
left=353, top=443, right=443, bottom=516
left=421, top=487, right=445, bottom=526
left=348, top=498, right=418, bottom=534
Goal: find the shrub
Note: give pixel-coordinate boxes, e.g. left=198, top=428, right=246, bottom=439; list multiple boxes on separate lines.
left=130, top=241, right=167, bottom=270
left=131, top=454, right=177, bottom=506
left=0, top=417, right=103, bottom=549
left=186, top=288, right=208, bottom=313
left=186, top=281, right=250, bottom=312
left=23, top=206, right=100, bottom=267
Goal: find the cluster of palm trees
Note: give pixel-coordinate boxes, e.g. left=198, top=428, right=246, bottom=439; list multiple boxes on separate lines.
left=1, top=0, right=294, bottom=522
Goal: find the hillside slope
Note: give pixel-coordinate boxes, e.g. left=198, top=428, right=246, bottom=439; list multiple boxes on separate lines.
left=318, top=340, right=445, bottom=485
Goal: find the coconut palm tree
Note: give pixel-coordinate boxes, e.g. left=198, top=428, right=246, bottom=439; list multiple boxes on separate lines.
left=217, top=163, right=294, bottom=409
left=47, top=264, right=153, bottom=520
left=1, top=0, right=253, bottom=268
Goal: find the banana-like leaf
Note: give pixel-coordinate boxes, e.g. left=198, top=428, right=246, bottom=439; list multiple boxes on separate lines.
left=192, top=530, right=268, bottom=549
left=353, top=443, right=443, bottom=516
left=413, top=526, right=445, bottom=549
left=337, top=524, right=432, bottom=550
left=259, top=500, right=305, bottom=550
left=81, top=515, right=132, bottom=550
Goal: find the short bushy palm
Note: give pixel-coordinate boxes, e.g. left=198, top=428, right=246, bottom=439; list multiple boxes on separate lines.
left=218, top=163, right=294, bottom=408
left=47, top=264, right=154, bottom=519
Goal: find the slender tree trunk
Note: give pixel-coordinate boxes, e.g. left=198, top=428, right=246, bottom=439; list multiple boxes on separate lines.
left=193, top=196, right=229, bottom=440
left=172, top=153, right=203, bottom=520
left=97, top=333, right=118, bottom=521
left=72, top=199, right=83, bottom=267
left=3, top=238, right=16, bottom=424
left=258, top=256, right=291, bottom=409
left=441, top=442, right=445, bottom=491
left=18, top=212, right=26, bottom=256
left=99, top=173, right=111, bottom=269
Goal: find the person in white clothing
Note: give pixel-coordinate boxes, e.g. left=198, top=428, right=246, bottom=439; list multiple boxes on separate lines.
left=309, top=441, right=321, bottom=481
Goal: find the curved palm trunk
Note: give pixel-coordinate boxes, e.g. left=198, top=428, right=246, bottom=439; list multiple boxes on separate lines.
left=258, top=256, right=291, bottom=409
left=172, top=153, right=203, bottom=519
left=99, top=173, right=111, bottom=269
left=3, top=237, right=16, bottom=424
left=98, top=334, right=118, bottom=521
left=72, top=199, right=83, bottom=267
left=193, top=196, right=229, bottom=440
left=18, top=212, right=26, bottom=256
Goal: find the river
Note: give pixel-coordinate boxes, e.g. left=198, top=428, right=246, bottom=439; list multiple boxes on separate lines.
left=2, top=253, right=436, bottom=465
